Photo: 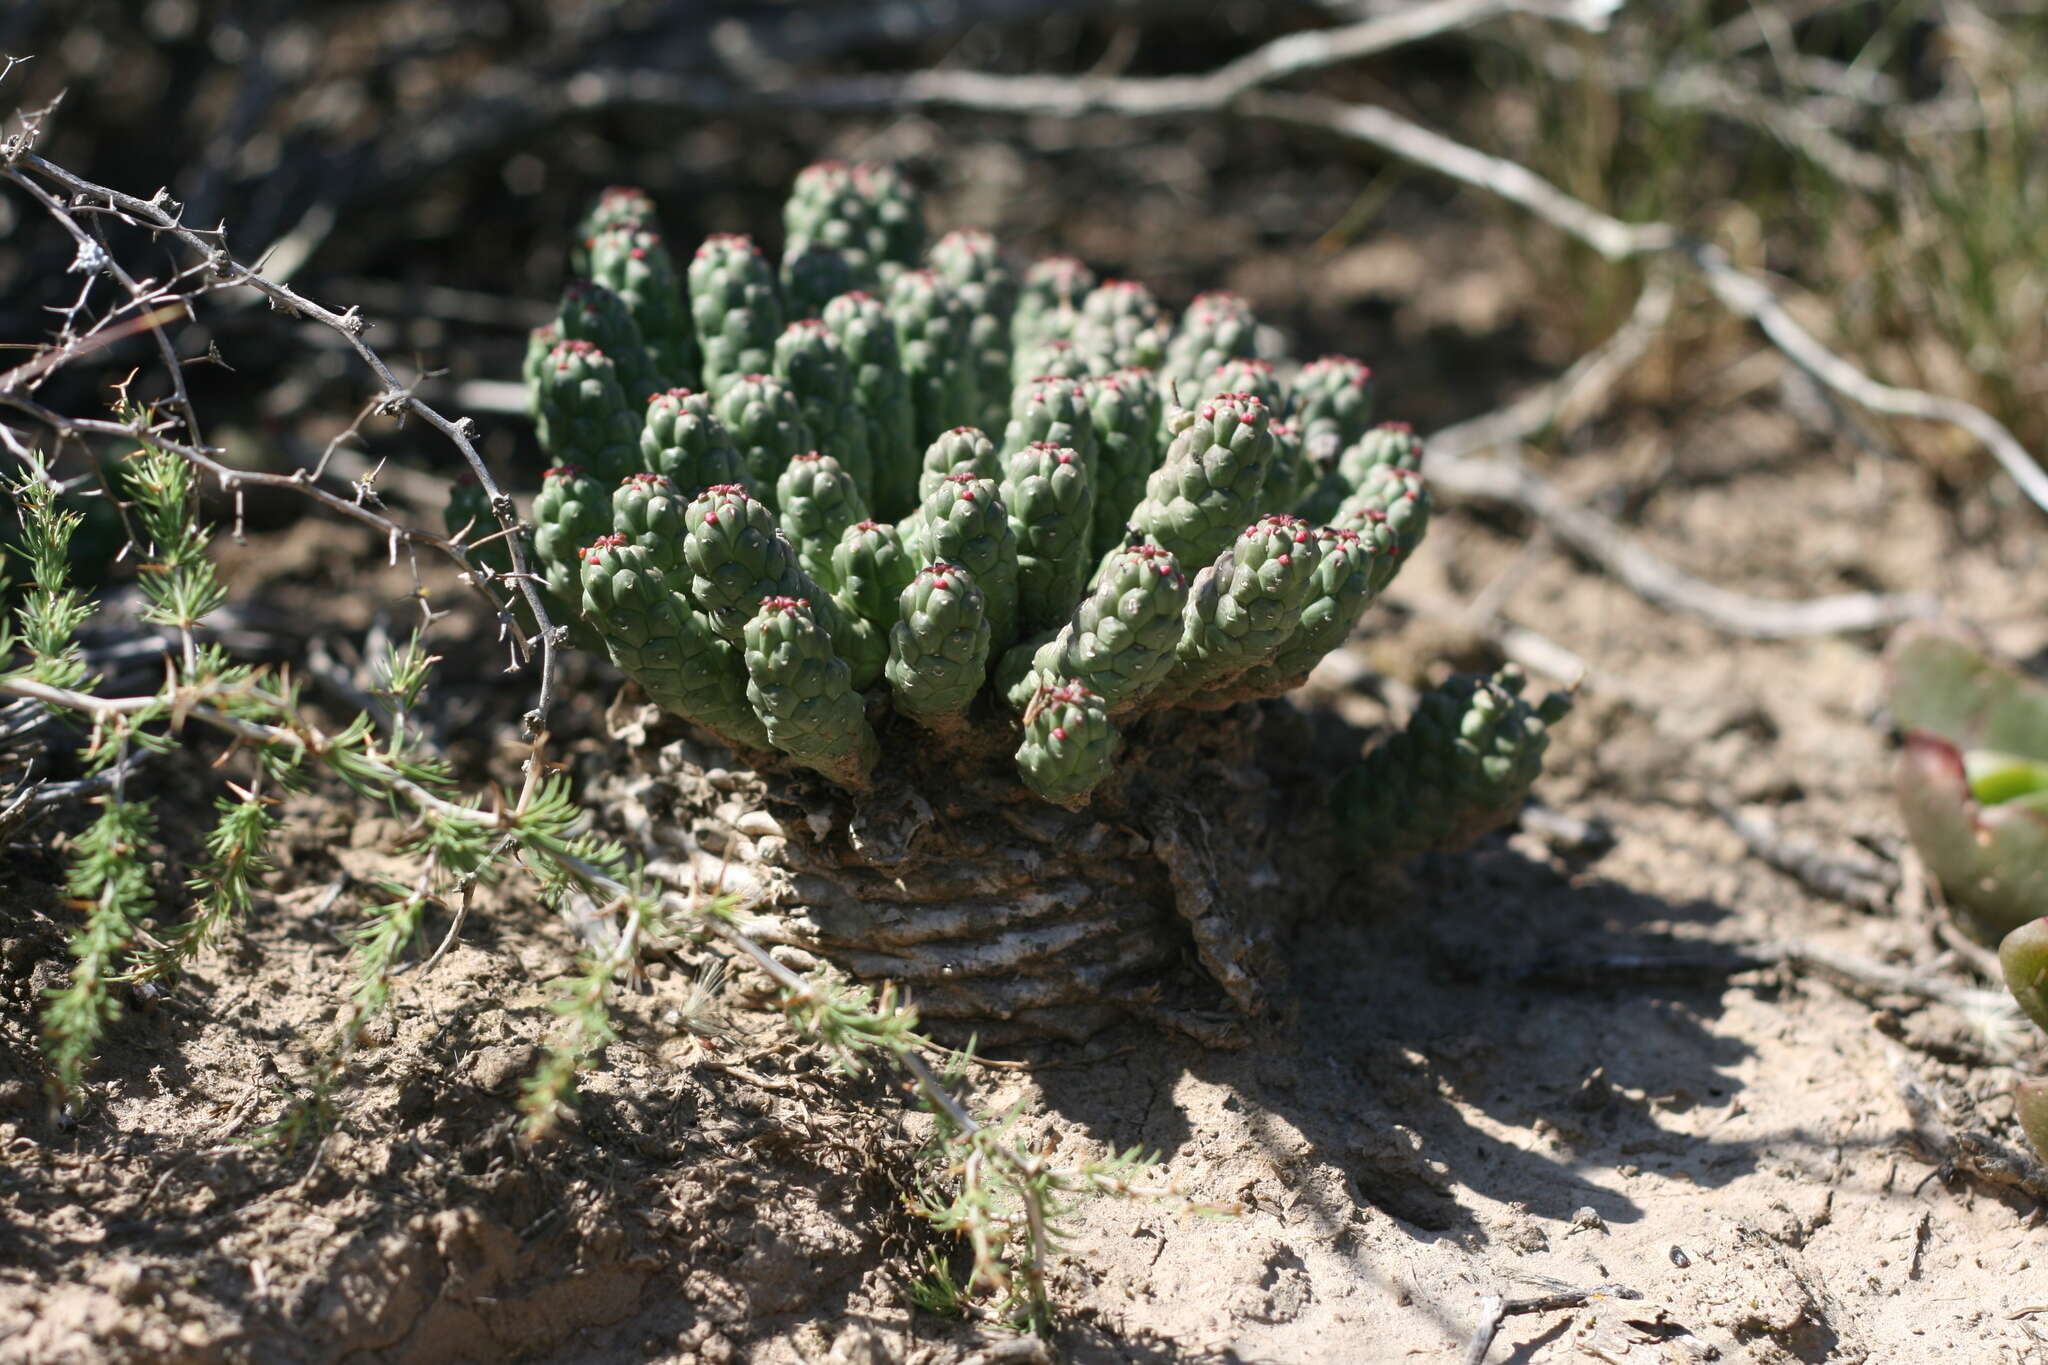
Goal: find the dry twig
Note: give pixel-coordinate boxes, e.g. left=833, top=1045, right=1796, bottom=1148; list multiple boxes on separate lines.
left=0, top=106, right=562, bottom=736
left=1462, top=1279, right=1643, bottom=1365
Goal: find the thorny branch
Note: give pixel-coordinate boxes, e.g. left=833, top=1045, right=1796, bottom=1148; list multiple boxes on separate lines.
left=0, top=97, right=562, bottom=738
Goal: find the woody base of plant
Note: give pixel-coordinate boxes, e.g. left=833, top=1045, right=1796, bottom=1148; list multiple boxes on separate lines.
left=595, top=690, right=1346, bottom=1044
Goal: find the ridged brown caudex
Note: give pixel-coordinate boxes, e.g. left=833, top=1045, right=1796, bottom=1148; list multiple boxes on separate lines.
left=482, top=164, right=1572, bottom=1039
left=1885, top=624, right=2048, bottom=1160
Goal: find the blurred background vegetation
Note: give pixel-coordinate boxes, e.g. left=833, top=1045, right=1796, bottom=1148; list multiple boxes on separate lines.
left=4, top=0, right=2045, bottom=525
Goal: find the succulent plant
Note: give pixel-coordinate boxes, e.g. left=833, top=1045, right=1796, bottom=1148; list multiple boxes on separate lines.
left=713, top=372, right=814, bottom=507
left=887, top=562, right=993, bottom=731
left=1002, top=442, right=1095, bottom=637
left=1081, top=367, right=1165, bottom=558
left=773, top=319, right=874, bottom=497
left=743, top=595, right=879, bottom=788
left=580, top=535, right=769, bottom=752
left=585, top=224, right=698, bottom=390
left=1293, top=355, right=1375, bottom=470
left=1885, top=624, right=2048, bottom=945
left=534, top=339, right=640, bottom=484
left=689, top=234, right=783, bottom=397
left=1160, top=290, right=1259, bottom=400
left=1016, top=681, right=1120, bottom=808
left=822, top=290, right=918, bottom=520
left=1999, top=918, right=2048, bottom=1162
left=1332, top=666, right=1571, bottom=860
left=640, top=388, right=746, bottom=496
left=505, top=168, right=1575, bottom=1039
left=908, top=473, right=1020, bottom=651
left=574, top=186, right=659, bottom=267
left=916, top=425, right=1003, bottom=505
left=1010, top=255, right=1097, bottom=368
left=554, top=279, right=660, bottom=407
left=1882, top=625, right=2048, bottom=1164
left=1074, top=279, right=1170, bottom=375
left=1118, top=392, right=1277, bottom=575
left=775, top=452, right=869, bottom=591
left=928, top=228, right=1017, bottom=434
left=890, top=267, right=981, bottom=446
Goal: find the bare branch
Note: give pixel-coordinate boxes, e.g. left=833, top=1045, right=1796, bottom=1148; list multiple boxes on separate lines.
left=0, top=154, right=562, bottom=737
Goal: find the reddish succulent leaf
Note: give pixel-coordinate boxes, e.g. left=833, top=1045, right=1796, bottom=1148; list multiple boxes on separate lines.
left=1896, top=732, right=2048, bottom=942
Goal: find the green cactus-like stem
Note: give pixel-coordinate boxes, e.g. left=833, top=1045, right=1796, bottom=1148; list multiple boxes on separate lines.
left=1200, top=360, right=1293, bottom=503
left=586, top=224, right=698, bottom=390
left=782, top=161, right=925, bottom=287
left=773, top=319, right=875, bottom=498
left=1083, top=367, right=1166, bottom=559
left=1002, top=442, right=1095, bottom=636
left=1000, top=378, right=1099, bottom=485
left=909, top=473, right=1021, bottom=651
left=555, top=279, right=660, bottom=408
left=784, top=162, right=869, bottom=258
left=995, top=629, right=1064, bottom=713
left=641, top=388, right=745, bottom=496
left=1338, top=421, right=1424, bottom=487
left=929, top=228, right=1017, bottom=434
left=1011, top=255, right=1097, bottom=370
left=531, top=465, right=611, bottom=649
left=890, top=268, right=981, bottom=447
left=574, top=186, right=658, bottom=269
left=1332, top=665, right=1573, bottom=860
left=1207, top=357, right=1286, bottom=414
left=831, top=519, right=918, bottom=632
left=886, top=561, right=993, bottom=728
left=780, top=241, right=858, bottom=322
left=822, top=290, right=919, bottom=521
left=1161, top=291, right=1260, bottom=400
left=535, top=339, right=641, bottom=484
left=743, top=595, right=880, bottom=787
left=1074, top=279, right=1169, bottom=374
left=522, top=323, right=559, bottom=422
left=1011, top=336, right=1094, bottom=385
left=917, top=426, right=1002, bottom=504
left=713, top=373, right=814, bottom=508
left=1148, top=514, right=1323, bottom=710
left=580, top=536, right=770, bottom=751
left=854, top=162, right=927, bottom=273
left=689, top=234, right=783, bottom=397
left=1293, top=355, right=1375, bottom=470
left=1016, top=682, right=1120, bottom=809
left=533, top=466, right=611, bottom=590
left=1118, top=391, right=1276, bottom=577
left=1047, top=542, right=1189, bottom=714
left=611, top=471, right=692, bottom=571
left=683, top=484, right=827, bottom=640
left=1303, top=419, right=1419, bottom=524
left=1208, top=525, right=1380, bottom=704
left=1267, top=421, right=1311, bottom=518
left=776, top=452, right=870, bottom=592
left=1335, top=462, right=1431, bottom=567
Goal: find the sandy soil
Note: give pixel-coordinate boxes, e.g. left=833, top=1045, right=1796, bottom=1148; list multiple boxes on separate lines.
left=4, top=211, right=2046, bottom=1365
